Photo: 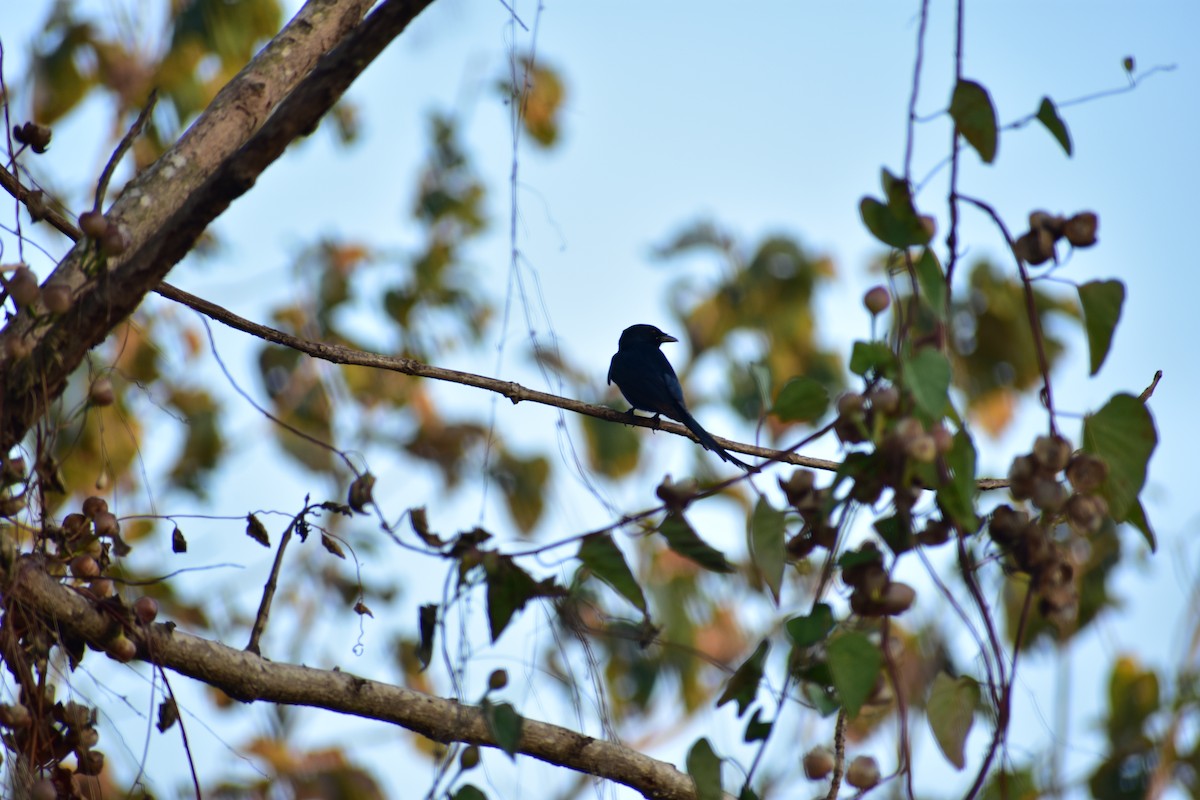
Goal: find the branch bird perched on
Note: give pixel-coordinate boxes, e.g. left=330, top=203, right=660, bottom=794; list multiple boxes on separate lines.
left=607, top=324, right=752, bottom=471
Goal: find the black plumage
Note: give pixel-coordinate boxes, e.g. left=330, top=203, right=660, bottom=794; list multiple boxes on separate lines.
left=607, top=324, right=751, bottom=470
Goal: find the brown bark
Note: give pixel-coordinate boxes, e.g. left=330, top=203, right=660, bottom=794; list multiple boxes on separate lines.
left=3, top=552, right=696, bottom=800
left=0, top=0, right=435, bottom=452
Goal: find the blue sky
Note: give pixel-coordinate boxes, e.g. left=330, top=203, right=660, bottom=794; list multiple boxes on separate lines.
left=3, top=1, right=1199, bottom=797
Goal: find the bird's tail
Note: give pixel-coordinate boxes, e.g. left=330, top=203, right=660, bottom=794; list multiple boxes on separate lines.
left=677, top=409, right=753, bottom=471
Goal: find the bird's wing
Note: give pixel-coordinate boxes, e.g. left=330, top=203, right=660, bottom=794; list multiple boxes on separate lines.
left=656, top=351, right=688, bottom=410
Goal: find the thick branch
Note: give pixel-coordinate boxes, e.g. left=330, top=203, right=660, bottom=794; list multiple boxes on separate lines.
left=5, top=553, right=695, bottom=799
left=0, top=0, right=436, bottom=452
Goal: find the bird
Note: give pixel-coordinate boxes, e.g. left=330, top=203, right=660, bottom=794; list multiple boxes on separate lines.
left=607, top=323, right=751, bottom=470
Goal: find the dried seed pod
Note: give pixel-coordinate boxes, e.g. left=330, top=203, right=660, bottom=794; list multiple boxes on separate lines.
left=990, top=506, right=1026, bottom=548
left=1007, top=455, right=1037, bottom=500
left=63, top=511, right=89, bottom=539
left=92, top=510, right=119, bottom=539
left=1030, top=477, right=1068, bottom=513
left=1063, top=212, right=1098, bottom=247
left=347, top=472, right=376, bottom=513
left=867, top=385, right=900, bottom=416
left=834, top=412, right=868, bottom=445
left=82, top=496, right=108, bottom=519
left=42, top=282, right=72, bottom=314
left=134, top=596, right=159, bottom=624
left=1066, top=452, right=1108, bottom=494
left=1032, top=435, right=1072, bottom=474
left=1065, top=492, right=1107, bottom=534
left=70, top=555, right=100, bottom=579
left=89, top=378, right=115, bottom=407
left=107, top=635, right=136, bottom=663
left=8, top=266, right=41, bottom=308
left=1014, top=523, right=1053, bottom=572
left=803, top=746, right=835, bottom=780
left=918, top=518, right=953, bottom=547
left=1014, top=227, right=1056, bottom=266
left=864, top=285, right=891, bottom=315
left=837, top=392, right=865, bottom=417
left=78, top=211, right=109, bottom=240
left=14, top=122, right=52, bottom=153
left=906, top=433, right=938, bottom=463
left=779, top=469, right=817, bottom=509
left=1028, top=210, right=1065, bottom=238
left=846, top=755, right=881, bottom=789
left=879, top=582, right=916, bottom=615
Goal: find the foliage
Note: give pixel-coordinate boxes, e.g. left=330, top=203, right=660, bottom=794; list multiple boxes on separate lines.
left=0, top=2, right=1174, bottom=799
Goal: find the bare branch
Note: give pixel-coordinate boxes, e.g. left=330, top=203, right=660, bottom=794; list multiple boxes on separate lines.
left=154, top=281, right=838, bottom=472
left=6, top=553, right=697, bottom=800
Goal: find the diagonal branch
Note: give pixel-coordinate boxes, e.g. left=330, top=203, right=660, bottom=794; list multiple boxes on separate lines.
left=5, top=552, right=697, bottom=800
left=0, top=0, right=437, bottom=452
left=154, top=282, right=844, bottom=472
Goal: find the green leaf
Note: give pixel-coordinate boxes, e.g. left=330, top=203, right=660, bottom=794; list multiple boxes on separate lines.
left=452, top=785, right=488, bottom=800
left=1036, top=97, right=1073, bottom=156
left=950, top=79, right=999, bottom=163
left=743, top=708, right=773, bottom=743
left=1081, top=393, right=1157, bottom=522
left=903, top=348, right=952, bottom=419
left=875, top=514, right=913, bottom=555
left=417, top=604, right=437, bottom=670
left=482, top=700, right=523, bottom=759
left=686, top=738, right=724, bottom=800
left=1078, top=280, right=1125, bottom=376
left=801, top=681, right=841, bottom=717
left=578, top=534, right=647, bottom=613
left=749, top=498, right=786, bottom=604
left=938, top=429, right=979, bottom=532
left=859, top=196, right=933, bottom=249
left=717, top=640, right=770, bottom=716
left=581, top=412, right=641, bottom=478
left=786, top=603, right=835, bottom=648
left=659, top=512, right=735, bottom=573
left=836, top=548, right=881, bottom=571
left=1126, top=499, right=1157, bottom=553
left=850, top=341, right=895, bottom=378
left=915, top=248, right=948, bottom=320
left=485, top=558, right=564, bottom=642
left=827, top=632, right=882, bottom=719
left=772, top=377, right=830, bottom=423
left=927, top=673, right=980, bottom=769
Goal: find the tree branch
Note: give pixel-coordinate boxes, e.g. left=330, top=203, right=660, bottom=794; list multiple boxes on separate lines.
left=4, top=552, right=697, bottom=800
left=154, top=282, right=841, bottom=472
left=0, top=0, right=437, bottom=452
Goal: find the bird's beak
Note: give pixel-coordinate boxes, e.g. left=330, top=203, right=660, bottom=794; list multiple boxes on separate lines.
left=659, top=332, right=678, bottom=344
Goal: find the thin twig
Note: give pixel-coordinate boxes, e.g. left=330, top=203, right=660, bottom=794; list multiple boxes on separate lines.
left=0, top=164, right=82, bottom=240
left=962, top=581, right=1033, bottom=800
left=246, top=506, right=310, bottom=655
left=157, top=666, right=202, bottom=800
left=916, top=64, right=1177, bottom=195
left=944, top=0, right=965, bottom=288
left=1139, top=369, right=1163, bottom=403
left=825, top=708, right=847, bottom=800
left=94, top=90, right=159, bottom=213
left=958, top=194, right=1058, bottom=433
left=159, top=281, right=836, bottom=471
